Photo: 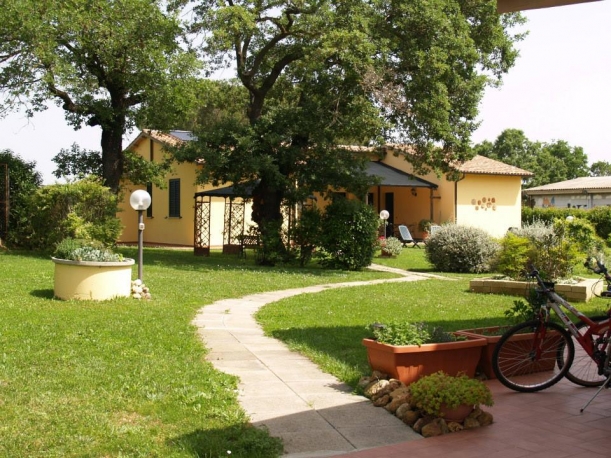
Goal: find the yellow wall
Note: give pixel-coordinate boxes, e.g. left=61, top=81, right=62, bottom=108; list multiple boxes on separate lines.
left=369, top=152, right=523, bottom=238
left=455, top=174, right=523, bottom=238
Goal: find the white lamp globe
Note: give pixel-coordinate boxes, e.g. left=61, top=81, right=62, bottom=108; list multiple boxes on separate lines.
left=130, top=190, right=152, bottom=211
left=379, top=210, right=390, bottom=220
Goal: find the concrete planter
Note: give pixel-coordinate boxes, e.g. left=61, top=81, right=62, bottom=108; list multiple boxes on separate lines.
left=469, top=278, right=601, bottom=302
left=52, top=257, right=134, bottom=301
left=362, top=335, right=486, bottom=385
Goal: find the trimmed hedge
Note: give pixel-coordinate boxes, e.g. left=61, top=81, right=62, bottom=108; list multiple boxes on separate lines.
left=523, top=206, right=611, bottom=244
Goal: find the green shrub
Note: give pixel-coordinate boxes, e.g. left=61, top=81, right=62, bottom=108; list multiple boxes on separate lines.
left=317, top=198, right=379, bottom=270
left=53, top=238, right=123, bottom=262
left=379, top=236, right=403, bottom=256
left=493, top=232, right=532, bottom=279
left=523, top=206, right=611, bottom=247
left=503, top=218, right=599, bottom=280
left=410, top=371, right=494, bottom=417
left=424, top=224, right=499, bottom=273
left=367, top=321, right=458, bottom=346
left=11, top=177, right=121, bottom=250
left=289, top=206, right=322, bottom=267
left=0, top=150, right=43, bottom=246
left=584, top=206, right=611, bottom=243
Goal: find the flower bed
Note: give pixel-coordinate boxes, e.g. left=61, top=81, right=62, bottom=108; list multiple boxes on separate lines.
left=469, top=278, right=601, bottom=302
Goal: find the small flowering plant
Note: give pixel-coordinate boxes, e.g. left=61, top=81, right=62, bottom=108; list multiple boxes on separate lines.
left=378, top=236, right=403, bottom=256
left=409, top=371, right=494, bottom=417
left=54, top=238, right=124, bottom=262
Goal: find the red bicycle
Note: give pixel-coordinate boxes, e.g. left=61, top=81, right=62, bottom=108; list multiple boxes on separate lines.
left=492, top=258, right=611, bottom=411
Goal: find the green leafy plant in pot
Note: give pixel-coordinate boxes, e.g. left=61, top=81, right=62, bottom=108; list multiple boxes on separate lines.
left=409, top=371, right=494, bottom=422
left=368, top=321, right=462, bottom=346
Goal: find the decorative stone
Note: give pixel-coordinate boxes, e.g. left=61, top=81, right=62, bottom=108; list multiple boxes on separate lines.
left=371, top=370, right=388, bottom=380
left=389, top=386, right=410, bottom=400
left=364, top=379, right=389, bottom=398
left=401, top=409, right=420, bottom=427
left=421, top=418, right=449, bottom=438
left=362, top=371, right=493, bottom=438
left=412, top=415, right=435, bottom=434
left=395, top=403, right=412, bottom=420
left=358, top=376, right=373, bottom=390
left=476, top=411, right=494, bottom=426
left=447, top=421, right=464, bottom=433
left=373, top=394, right=390, bottom=407
left=463, top=417, right=481, bottom=429
left=385, top=395, right=409, bottom=413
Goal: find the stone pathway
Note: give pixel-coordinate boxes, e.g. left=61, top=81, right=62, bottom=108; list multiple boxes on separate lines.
left=192, top=265, right=432, bottom=457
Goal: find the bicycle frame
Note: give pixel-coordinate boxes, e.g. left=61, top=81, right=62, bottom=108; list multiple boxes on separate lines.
left=531, top=268, right=611, bottom=367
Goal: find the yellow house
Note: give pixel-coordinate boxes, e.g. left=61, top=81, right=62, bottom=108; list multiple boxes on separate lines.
left=324, top=147, right=532, bottom=240
left=118, top=130, right=532, bottom=250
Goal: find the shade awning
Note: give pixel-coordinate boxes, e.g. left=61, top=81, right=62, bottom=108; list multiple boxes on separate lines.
left=366, top=161, right=437, bottom=188
left=194, top=181, right=258, bottom=199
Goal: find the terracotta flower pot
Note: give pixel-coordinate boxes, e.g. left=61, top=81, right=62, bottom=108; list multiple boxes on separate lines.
left=439, top=403, right=474, bottom=422
left=362, top=335, right=487, bottom=385
left=455, top=326, right=557, bottom=379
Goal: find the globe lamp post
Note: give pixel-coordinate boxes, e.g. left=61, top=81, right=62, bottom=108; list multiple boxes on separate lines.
left=129, top=190, right=152, bottom=281
left=379, top=210, right=390, bottom=237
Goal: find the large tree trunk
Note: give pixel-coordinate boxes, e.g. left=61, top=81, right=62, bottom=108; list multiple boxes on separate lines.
left=251, top=177, right=286, bottom=265
left=100, top=121, right=125, bottom=194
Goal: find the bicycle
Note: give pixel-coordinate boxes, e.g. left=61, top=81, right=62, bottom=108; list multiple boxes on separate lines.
left=491, top=258, right=611, bottom=411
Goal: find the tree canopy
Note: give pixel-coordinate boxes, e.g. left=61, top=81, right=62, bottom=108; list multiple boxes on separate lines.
left=173, top=0, right=525, bottom=263
left=590, top=161, right=611, bottom=177
left=0, top=149, right=42, bottom=246
left=0, top=0, right=201, bottom=192
left=473, top=128, right=593, bottom=187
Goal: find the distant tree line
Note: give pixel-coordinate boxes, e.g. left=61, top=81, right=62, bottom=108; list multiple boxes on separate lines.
left=473, top=128, right=611, bottom=188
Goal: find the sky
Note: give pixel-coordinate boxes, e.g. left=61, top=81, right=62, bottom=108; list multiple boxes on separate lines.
left=0, top=1, right=609, bottom=184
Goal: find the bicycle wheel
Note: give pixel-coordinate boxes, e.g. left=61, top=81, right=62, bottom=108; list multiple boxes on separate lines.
left=559, top=316, right=609, bottom=387
left=492, top=320, right=574, bottom=392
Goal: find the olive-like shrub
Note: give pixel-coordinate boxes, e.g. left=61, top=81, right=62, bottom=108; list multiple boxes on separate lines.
left=317, top=198, right=379, bottom=270
left=495, top=218, right=601, bottom=280
left=425, top=224, right=499, bottom=273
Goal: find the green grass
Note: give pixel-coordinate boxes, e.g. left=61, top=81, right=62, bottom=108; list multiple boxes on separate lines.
left=257, top=249, right=610, bottom=387
left=0, top=248, right=392, bottom=458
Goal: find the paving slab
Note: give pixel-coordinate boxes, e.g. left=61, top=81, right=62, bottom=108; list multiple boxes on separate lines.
left=192, top=265, right=427, bottom=457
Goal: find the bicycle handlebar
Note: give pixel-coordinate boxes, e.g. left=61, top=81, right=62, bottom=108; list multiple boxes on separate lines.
left=529, top=259, right=611, bottom=298
left=584, top=258, right=611, bottom=282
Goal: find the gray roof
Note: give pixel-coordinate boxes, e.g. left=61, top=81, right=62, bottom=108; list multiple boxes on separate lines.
left=525, top=176, right=611, bottom=195
left=366, top=161, right=437, bottom=188
left=169, top=130, right=197, bottom=142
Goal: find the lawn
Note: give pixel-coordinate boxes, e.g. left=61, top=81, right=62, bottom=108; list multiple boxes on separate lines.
left=0, top=248, right=392, bottom=458
left=1, top=247, right=607, bottom=457
left=256, top=249, right=610, bottom=387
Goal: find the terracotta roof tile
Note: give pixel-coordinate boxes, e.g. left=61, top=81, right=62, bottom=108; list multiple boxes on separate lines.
left=454, top=155, right=533, bottom=177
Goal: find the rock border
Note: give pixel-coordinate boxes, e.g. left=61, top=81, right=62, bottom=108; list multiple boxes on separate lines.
left=359, top=371, right=494, bottom=438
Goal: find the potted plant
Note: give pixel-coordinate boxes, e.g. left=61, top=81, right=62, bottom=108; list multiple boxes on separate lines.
left=409, top=371, right=494, bottom=422
left=362, top=321, right=486, bottom=385
left=418, top=219, right=433, bottom=237
left=455, top=298, right=552, bottom=379
left=378, top=236, right=403, bottom=257
left=52, top=238, right=135, bottom=301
